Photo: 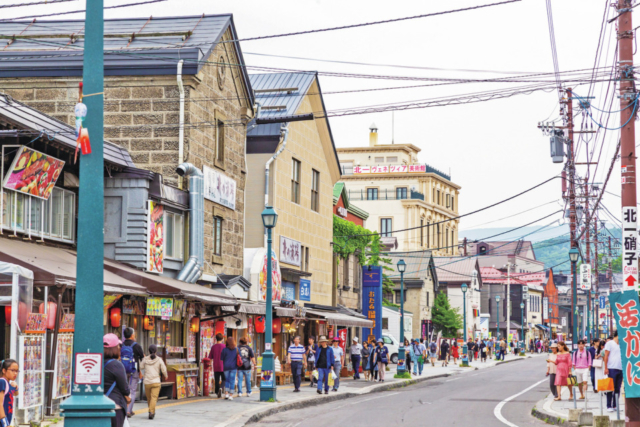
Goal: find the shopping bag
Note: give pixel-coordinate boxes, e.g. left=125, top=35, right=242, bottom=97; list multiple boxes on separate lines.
left=592, top=359, right=603, bottom=368
left=328, top=373, right=335, bottom=387
left=331, top=371, right=338, bottom=380
left=567, top=375, right=578, bottom=386
left=312, top=369, right=319, bottom=380
left=598, top=378, right=614, bottom=392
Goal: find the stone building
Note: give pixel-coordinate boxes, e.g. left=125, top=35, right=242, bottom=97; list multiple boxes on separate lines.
left=0, top=14, right=254, bottom=279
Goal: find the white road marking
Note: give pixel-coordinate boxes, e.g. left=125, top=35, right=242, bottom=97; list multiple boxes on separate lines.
left=493, top=378, right=547, bottom=427
left=446, top=377, right=460, bottom=382
left=333, top=392, right=400, bottom=410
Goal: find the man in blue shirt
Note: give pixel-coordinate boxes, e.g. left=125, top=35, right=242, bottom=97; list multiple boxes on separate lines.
left=287, top=335, right=306, bottom=392
left=315, top=336, right=335, bottom=395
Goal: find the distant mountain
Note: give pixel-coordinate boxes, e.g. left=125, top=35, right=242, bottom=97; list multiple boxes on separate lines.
left=459, top=225, right=569, bottom=243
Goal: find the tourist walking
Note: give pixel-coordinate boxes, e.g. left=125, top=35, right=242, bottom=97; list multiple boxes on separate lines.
left=479, top=339, right=487, bottom=362
left=373, top=338, right=389, bottom=382
left=221, top=337, right=239, bottom=400
left=315, top=336, right=335, bottom=394
left=466, top=338, right=474, bottom=363
left=287, top=335, right=306, bottom=392
left=306, top=337, right=319, bottom=387
left=429, top=339, right=438, bottom=367
left=593, top=340, right=607, bottom=392
left=440, top=339, right=450, bottom=367
left=604, top=332, right=622, bottom=412
left=487, top=338, right=494, bottom=359
left=103, top=333, right=131, bottom=427
left=588, top=339, right=598, bottom=393
left=417, top=339, right=427, bottom=374
left=366, top=339, right=378, bottom=381
left=208, top=333, right=226, bottom=398
left=121, top=327, right=144, bottom=419
left=411, top=339, right=425, bottom=375
left=237, top=338, right=255, bottom=397
left=350, top=337, right=362, bottom=380
left=404, top=338, right=412, bottom=373
left=451, top=340, right=459, bottom=364
left=571, top=340, right=592, bottom=400
left=0, top=359, right=18, bottom=427
left=331, top=337, right=344, bottom=391
left=499, top=339, right=507, bottom=361
left=362, top=341, right=371, bottom=381
left=554, top=341, right=573, bottom=401
left=546, top=343, right=558, bottom=399
left=140, top=344, right=167, bottom=420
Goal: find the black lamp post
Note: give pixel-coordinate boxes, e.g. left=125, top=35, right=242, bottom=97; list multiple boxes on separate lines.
left=569, top=247, right=580, bottom=350
left=397, top=259, right=407, bottom=373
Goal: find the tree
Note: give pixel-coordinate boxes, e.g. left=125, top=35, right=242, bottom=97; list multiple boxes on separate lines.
left=431, top=291, right=463, bottom=337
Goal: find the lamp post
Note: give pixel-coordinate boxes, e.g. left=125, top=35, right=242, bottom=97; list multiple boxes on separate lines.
left=496, top=295, right=501, bottom=340
left=260, top=206, right=278, bottom=402
left=397, top=259, right=407, bottom=374
left=569, top=247, right=580, bottom=350
left=461, top=283, right=468, bottom=367
left=520, top=302, right=525, bottom=356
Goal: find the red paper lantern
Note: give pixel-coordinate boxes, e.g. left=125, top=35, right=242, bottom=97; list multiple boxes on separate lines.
left=272, top=318, right=281, bottom=334
left=38, top=302, right=57, bottom=330
left=110, top=307, right=121, bottom=328
left=190, top=317, right=200, bottom=334
left=17, top=302, right=28, bottom=331
left=215, top=320, right=226, bottom=336
left=4, top=306, right=10, bottom=326
left=144, top=315, right=154, bottom=331
left=254, top=316, right=265, bottom=333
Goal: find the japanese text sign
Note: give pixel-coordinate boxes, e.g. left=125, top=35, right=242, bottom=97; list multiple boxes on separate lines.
left=622, top=206, right=638, bottom=291
left=146, top=297, right=173, bottom=317
left=338, top=329, right=347, bottom=353
left=610, top=291, right=640, bottom=397
left=580, top=264, right=592, bottom=290
left=299, top=279, right=311, bottom=302
left=362, top=266, right=382, bottom=342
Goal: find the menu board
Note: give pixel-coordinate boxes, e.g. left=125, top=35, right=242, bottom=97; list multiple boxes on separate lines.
left=171, top=300, right=184, bottom=322
left=187, top=330, right=196, bottom=362
left=146, top=298, right=173, bottom=317
left=25, top=313, right=47, bottom=333
left=3, top=146, right=65, bottom=200
left=122, top=298, right=146, bottom=315
left=176, top=374, right=186, bottom=399
left=18, top=335, right=44, bottom=409
left=200, top=320, right=214, bottom=360
left=53, top=334, right=73, bottom=399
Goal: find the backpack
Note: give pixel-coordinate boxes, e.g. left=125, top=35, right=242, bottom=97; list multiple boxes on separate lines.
left=430, top=342, right=437, bottom=353
left=121, top=343, right=136, bottom=375
left=239, top=346, right=252, bottom=370
left=236, top=349, right=243, bottom=368
left=104, top=359, right=117, bottom=396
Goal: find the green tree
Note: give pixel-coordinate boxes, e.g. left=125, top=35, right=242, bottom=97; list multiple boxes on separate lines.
left=431, top=291, right=463, bottom=337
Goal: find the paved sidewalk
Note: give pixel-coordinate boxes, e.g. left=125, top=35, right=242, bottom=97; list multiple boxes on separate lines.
left=124, top=352, right=538, bottom=427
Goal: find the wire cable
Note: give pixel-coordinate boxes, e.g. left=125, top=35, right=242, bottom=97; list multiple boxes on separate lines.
left=0, top=0, right=76, bottom=9
left=0, top=0, right=168, bottom=22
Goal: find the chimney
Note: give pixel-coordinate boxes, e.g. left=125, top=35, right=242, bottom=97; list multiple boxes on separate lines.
left=369, top=123, right=378, bottom=146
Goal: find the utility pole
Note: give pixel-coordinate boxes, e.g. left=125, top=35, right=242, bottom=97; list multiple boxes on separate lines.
left=609, top=236, right=614, bottom=334
left=60, top=0, right=114, bottom=426
left=564, top=87, right=578, bottom=349
left=584, top=179, right=591, bottom=343
left=506, top=262, right=511, bottom=343
left=594, top=217, right=599, bottom=340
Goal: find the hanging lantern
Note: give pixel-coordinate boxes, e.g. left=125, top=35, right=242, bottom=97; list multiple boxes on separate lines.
left=110, top=307, right=122, bottom=328
left=190, top=317, right=200, bottom=334
left=4, top=306, right=10, bottom=325
left=133, top=316, right=138, bottom=329
left=273, top=318, right=282, bottom=334
left=215, top=320, right=226, bottom=336
left=143, top=315, right=155, bottom=331
left=38, top=302, right=57, bottom=330
left=255, top=316, right=265, bottom=333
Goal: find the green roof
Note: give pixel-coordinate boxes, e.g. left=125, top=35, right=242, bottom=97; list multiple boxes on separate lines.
left=333, top=182, right=369, bottom=220
left=383, top=305, right=413, bottom=315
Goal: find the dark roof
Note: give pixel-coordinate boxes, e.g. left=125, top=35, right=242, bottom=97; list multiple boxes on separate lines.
left=0, top=14, right=253, bottom=104
left=0, top=94, right=134, bottom=168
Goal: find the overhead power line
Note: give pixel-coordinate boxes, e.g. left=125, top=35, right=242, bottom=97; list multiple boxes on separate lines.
left=0, top=0, right=168, bottom=21
left=0, top=0, right=76, bottom=9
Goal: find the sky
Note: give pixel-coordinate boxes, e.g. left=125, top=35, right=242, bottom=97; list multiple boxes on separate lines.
left=4, top=0, right=626, bottom=240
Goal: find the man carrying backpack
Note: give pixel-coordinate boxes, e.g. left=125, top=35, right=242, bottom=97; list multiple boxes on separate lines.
left=122, top=327, right=145, bottom=418
left=429, top=339, right=438, bottom=367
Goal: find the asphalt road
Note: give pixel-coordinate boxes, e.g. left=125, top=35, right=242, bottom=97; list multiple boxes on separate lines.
left=254, top=356, right=551, bottom=427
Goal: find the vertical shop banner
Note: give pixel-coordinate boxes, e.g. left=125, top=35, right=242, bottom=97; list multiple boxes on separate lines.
left=622, top=206, right=638, bottom=291
left=299, top=279, right=311, bottom=302
left=600, top=295, right=606, bottom=310
left=479, top=317, right=489, bottom=338
left=580, top=264, right=592, bottom=290
left=338, top=329, right=347, bottom=353
left=362, top=266, right=382, bottom=342
left=543, top=297, right=549, bottom=321
left=259, top=248, right=282, bottom=302
left=203, top=165, right=236, bottom=210
left=609, top=291, right=640, bottom=397
left=147, top=201, right=164, bottom=273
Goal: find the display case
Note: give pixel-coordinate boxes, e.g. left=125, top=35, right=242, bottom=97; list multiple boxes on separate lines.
left=166, top=362, right=199, bottom=399
left=53, top=333, right=73, bottom=399
left=18, top=335, right=45, bottom=409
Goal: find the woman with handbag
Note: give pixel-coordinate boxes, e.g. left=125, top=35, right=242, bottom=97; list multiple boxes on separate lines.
left=593, top=340, right=607, bottom=391
left=554, top=341, right=573, bottom=401
left=221, top=337, right=240, bottom=400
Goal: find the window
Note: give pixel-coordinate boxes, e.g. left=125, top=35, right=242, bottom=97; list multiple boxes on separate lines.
left=437, top=224, right=441, bottom=248
left=353, top=255, right=360, bottom=290
left=396, top=187, right=407, bottom=199
left=311, top=169, right=320, bottom=212
left=437, top=190, right=441, bottom=205
left=445, top=228, right=449, bottom=252
left=420, top=219, right=424, bottom=247
left=367, top=188, right=378, bottom=200
left=451, top=195, right=455, bottom=211
left=426, top=292, right=429, bottom=308
left=164, top=211, right=184, bottom=259
left=374, top=156, right=384, bottom=163
left=382, top=318, right=389, bottom=330
left=386, top=156, right=398, bottom=163
left=305, top=246, right=310, bottom=272
left=446, top=194, right=450, bottom=208
left=432, top=188, right=436, bottom=203
left=383, top=291, right=393, bottom=303
left=215, top=118, right=225, bottom=165
left=427, top=222, right=430, bottom=247
left=383, top=336, right=393, bottom=345
left=395, top=290, right=406, bottom=303
left=451, top=230, right=455, bottom=253
left=343, top=254, right=350, bottom=288
left=213, top=216, right=222, bottom=256
left=380, top=218, right=392, bottom=237
left=291, top=159, right=301, bottom=204
left=340, top=162, right=353, bottom=175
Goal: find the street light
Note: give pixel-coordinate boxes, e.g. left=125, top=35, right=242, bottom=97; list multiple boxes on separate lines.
left=461, top=283, right=469, bottom=367
left=397, top=259, right=407, bottom=374
left=569, top=247, right=580, bottom=350
left=496, top=295, right=501, bottom=340
left=260, top=206, right=278, bottom=402
left=520, top=302, right=525, bottom=355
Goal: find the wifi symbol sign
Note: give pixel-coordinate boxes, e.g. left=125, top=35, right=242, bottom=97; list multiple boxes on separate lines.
left=80, top=359, right=97, bottom=373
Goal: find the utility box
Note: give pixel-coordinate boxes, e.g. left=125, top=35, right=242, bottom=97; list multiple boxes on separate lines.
left=550, top=135, right=564, bottom=163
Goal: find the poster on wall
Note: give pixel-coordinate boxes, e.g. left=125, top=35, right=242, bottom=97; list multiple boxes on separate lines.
left=3, top=146, right=65, bottom=200
left=187, top=329, right=196, bottom=362
left=147, top=201, right=164, bottom=273
left=59, top=314, right=75, bottom=333
left=279, top=236, right=301, bottom=267
left=200, top=320, right=214, bottom=360
left=203, top=165, right=236, bottom=210
left=146, top=297, right=173, bottom=317
left=123, top=298, right=146, bottom=316
left=18, top=335, right=44, bottom=409
left=25, top=313, right=47, bottom=333
left=282, top=282, right=296, bottom=301
left=53, top=334, right=73, bottom=399
left=103, top=295, right=122, bottom=310
left=259, top=248, right=282, bottom=302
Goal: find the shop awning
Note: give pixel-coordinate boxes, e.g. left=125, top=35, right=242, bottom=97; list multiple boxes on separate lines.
left=536, top=324, right=549, bottom=331
left=305, top=308, right=373, bottom=328
left=0, top=238, right=146, bottom=295
left=220, top=302, right=297, bottom=317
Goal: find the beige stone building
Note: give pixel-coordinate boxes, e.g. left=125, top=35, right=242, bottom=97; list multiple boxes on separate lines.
left=244, top=72, right=341, bottom=306
left=337, top=125, right=461, bottom=255
left=0, top=15, right=253, bottom=279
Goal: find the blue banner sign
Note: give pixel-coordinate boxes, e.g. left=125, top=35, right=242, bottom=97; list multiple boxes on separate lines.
left=299, top=279, right=311, bottom=302
left=600, top=295, right=606, bottom=310
left=609, top=291, right=640, bottom=398
left=282, top=281, right=296, bottom=301
left=362, top=266, right=382, bottom=343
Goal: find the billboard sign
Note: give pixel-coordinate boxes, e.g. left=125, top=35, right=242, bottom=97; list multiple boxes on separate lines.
left=3, top=146, right=65, bottom=200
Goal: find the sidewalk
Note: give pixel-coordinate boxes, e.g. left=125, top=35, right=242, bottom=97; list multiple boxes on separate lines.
left=124, top=352, right=538, bottom=427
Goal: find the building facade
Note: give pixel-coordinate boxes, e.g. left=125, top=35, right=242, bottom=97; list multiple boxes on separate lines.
left=337, top=125, right=461, bottom=255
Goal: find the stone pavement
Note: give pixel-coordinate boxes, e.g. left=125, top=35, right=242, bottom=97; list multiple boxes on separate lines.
left=121, top=352, right=539, bottom=427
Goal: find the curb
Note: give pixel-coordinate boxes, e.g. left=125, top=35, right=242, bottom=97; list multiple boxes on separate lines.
left=531, top=407, right=576, bottom=426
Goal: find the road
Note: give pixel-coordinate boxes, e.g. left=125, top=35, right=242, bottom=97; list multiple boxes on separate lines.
left=254, top=357, right=551, bottom=427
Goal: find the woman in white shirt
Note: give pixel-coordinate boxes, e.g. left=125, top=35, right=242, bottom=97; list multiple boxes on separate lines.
left=546, top=343, right=559, bottom=398
left=593, top=339, right=607, bottom=391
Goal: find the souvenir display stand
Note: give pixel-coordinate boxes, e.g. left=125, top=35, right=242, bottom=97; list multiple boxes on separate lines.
left=166, top=361, right=199, bottom=399
left=18, top=334, right=45, bottom=409
left=52, top=333, right=74, bottom=400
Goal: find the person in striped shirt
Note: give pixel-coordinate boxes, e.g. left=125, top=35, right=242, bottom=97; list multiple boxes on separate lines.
left=287, top=336, right=307, bottom=392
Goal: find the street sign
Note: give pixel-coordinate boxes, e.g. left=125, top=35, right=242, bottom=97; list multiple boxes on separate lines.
left=600, top=295, right=606, bottom=310
left=74, top=353, right=102, bottom=385
left=543, top=297, right=549, bottom=320
left=580, top=264, right=592, bottom=290
left=622, top=206, right=638, bottom=291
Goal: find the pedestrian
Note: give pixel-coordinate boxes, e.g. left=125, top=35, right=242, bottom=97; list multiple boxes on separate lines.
left=103, top=333, right=131, bottom=427
left=588, top=339, right=598, bottom=393
left=208, top=332, right=226, bottom=398
left=466, top=338, right=474, bottom=363
left=237, top=337, right=255, bottom=397
left=350, top=337, right=362, bottom=380
left=474, top=338, right=479, bottom=360
left=287, top=335, right=306, bottom=392
left=0, top=359, right=18, bottom=427
left=417, top=338, right=427, bottom=373
left=411, top=339, right=424, bottom=375
left=306, top=337, right=319, bottom=387
left=479, top=339, right=487, bottom=362
left=554, top=341, right=573, bottom=401
left=121, top=327, right=144, bottom=418
left=221, top=337, right=239, bottom=400
left=440, top=338, right=450, bottom=367
left=571, top=340, right=592, bottom=400
left=529, top=339, right=534, bottom=353
left=404, top=338, right=412, bottom=373
left=373, top=338, right=389, bottom=382
left=487, top=338, right=494, bottom=359
left=140, top=344, right=167, bottom=420
left=499, top=339, right=507, bottom=361
left=429, top=339, right=438, bottom=367
left=451, top=340, right=459, bottom=364
left=331, top=337, right=344, bottom=391
left=604, top=332, right=622, bottom=412
left=366, top=339, right=378, bottom=381
left=314, top=336, right=335, bottom=394
left=361, top=341, right=370, bottom=381
left=546, top=343, right=558, bottom=399
left=593, top=340, right=607, bottom=392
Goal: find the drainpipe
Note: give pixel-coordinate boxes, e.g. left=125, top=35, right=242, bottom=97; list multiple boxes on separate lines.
left=177, top=60, right=185, bottom=189
left=264, top=124, right=289, bottom=247
left=176, top=163, right=204, bottom=283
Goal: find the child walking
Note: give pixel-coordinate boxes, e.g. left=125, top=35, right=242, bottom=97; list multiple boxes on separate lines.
left=0, top=359, right=19, bottom=427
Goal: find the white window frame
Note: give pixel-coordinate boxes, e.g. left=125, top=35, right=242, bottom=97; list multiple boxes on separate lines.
left=163, top=211, right=184, bottom=260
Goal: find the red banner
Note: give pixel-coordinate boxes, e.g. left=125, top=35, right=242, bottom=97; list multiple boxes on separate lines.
left=338, top=328, right=347, bottom=353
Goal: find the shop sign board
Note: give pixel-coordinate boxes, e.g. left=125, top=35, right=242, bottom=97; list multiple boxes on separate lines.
left=147, top=201, right=164, bottom=273
left=259, top=249, right=282, bottom=302
left=3, top=146, right=65, bottom=200
left=74, top=353, right=102, bottom=385
left=609, top=290, right=640, bottom=397
left=600, top=295, right=607, bottom=310
left=543, top=297, right=549, bottom=321
left=338, top=329, right=347, bottom=353
left=622, top=206, right=638, bottom=291
left=203, top=165, right=236, bottom=210
left=282, top=282, right=295, bottom=301
left=580, top=264, right=592, bottom=290
left=353, top=164, right=427, bottom=174
left=362, top=266, right=382, bottom=342
left=337, top=206, right=348, bottom=218
left=146, top=297, right=173, bottom=318
left=299, top=279, right=311, bottom=302
left=280, top=236, right=301, bottom=267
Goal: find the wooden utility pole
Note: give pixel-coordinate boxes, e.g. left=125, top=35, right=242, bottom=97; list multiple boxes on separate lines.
left=594, top=217, right=599, bottom=339
left=564, top=88, right=578, bottom=348
left=584, top=179, right=591, bottom=342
